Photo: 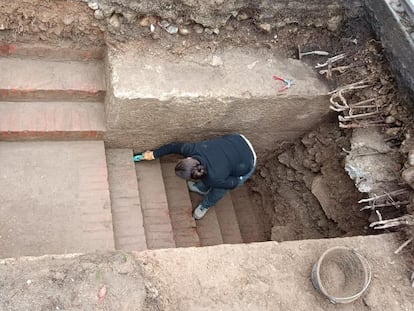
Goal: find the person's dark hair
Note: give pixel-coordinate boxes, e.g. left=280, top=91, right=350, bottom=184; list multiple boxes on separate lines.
left=175, top=157, right=206, bottom=180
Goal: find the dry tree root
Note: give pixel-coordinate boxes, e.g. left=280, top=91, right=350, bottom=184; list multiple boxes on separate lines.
left=369, top=215, right=414, bottom=229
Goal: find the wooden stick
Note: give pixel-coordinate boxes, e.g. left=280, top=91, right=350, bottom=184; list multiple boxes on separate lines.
left=394, top=238, right=413, bottom=254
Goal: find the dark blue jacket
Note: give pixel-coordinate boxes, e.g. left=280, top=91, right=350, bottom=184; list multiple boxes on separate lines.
left=153, top=134, right=255, bottom=190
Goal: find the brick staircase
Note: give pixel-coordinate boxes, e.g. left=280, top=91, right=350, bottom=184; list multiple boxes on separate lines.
left=107, top=157, right=264, bottom=249
left=0, top=47, right=112, bottom=257
left=0, top=45, right=265, bottom=259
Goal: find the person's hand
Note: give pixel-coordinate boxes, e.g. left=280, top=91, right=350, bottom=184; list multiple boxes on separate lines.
left=142, top=151, right=155, bottom=161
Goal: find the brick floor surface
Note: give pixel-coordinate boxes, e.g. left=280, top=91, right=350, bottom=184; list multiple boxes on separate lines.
left=0, top=141, right=114, bottom=258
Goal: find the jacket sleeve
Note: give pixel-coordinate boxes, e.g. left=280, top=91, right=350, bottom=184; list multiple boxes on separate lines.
left=153, top=142, right=195, bottom=158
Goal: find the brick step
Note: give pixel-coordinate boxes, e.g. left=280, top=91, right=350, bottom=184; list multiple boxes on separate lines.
left=231, top=186, right=266, bottom=243
left=106, top=149, right=147, bottom=251
left=0, top=42, right=104, bottom=61
left=214, top=193, right=243, bottom=244
left=135, top=160, right=176, bottom=249
left=0, top=140, right=114, bottom=258
left=0, top=101, right=105, bottom=140
left=189, top=192, right=224, bottom=246
left=161, top=162, right=200, bottom=248
left=0, top=57, right=105, bottom=101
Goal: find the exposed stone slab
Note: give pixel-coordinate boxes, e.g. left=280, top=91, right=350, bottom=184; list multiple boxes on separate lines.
left=344, top=128, right=401, bottom=194
left=105, top=44, right=330, bottom=154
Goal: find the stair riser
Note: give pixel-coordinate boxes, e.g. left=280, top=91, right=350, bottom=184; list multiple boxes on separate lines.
left=0, top=89, right=105, bottom=102
left=0, top=131, right=104, bottom=141
left=0, top=42, right=104, bottom=61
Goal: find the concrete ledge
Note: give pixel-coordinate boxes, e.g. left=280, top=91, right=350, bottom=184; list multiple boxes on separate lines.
left=105, top=44, right=330, bottom=154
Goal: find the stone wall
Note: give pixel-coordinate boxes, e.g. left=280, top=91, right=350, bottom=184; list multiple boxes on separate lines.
left=104, top=44, right=330, bottom=155
left=364, top=0, right=414, bottom=99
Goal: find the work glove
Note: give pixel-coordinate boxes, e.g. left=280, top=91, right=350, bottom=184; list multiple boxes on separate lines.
left=143, top=151, right=155, bottom=160
left=133, top=151, right=155, bottom=162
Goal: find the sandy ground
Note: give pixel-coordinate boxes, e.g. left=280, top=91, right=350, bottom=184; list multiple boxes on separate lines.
left=0, top=234, right=413, bottom=311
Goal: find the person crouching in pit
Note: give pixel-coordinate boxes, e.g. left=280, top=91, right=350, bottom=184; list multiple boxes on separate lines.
left=136, top=134, right=256, bottom=220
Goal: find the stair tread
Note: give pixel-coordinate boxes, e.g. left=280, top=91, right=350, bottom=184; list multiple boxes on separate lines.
left=106, top=149, right=147, bottom=251
left=0, top=42, right=104, bottom=61
left=0, top=101, right=105, bottom=140
left=135, top=160, right=175, bottom=249
left=161, top=162, right=200, bottom=248
left=0, top=58, right=105, bottom=101
left=0, top=141, right=114, bottom=258
left=231, top=185, right=266, bottom=243
left=214, top=193, right=243, bottom=244
left=190, top=192, right=224, bottom=246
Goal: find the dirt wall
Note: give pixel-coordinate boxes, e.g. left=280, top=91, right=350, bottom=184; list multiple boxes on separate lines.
left=0, top=0, right=361, bottom=47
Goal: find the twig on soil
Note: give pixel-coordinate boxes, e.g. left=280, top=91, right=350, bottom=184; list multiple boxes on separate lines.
left=319, top=65, right=350, bottom=79
left=338, top=111, right=381, bottom=121
left=358, top=189, right=409, bottom=203
left=330, top=90, right=349, bottom=112
left=376, top=210, right=383, bottom=221
left=339, top=121, right=388, bottom=129
left=394, top=238, right=413, bottom=254
left=362, top=200, right=409, bottom=210
left=370, top=215, right=414, bottom=229
left=315, top=53, right=346, bottom=69
left=411, top=272, right=414, bottom=288
left=298, top=46, right=330, bottom=59
left=351, top=97, right=383, bottom=107
left=329, top=79, right=372, bottom=112
left=328, top=79, right=372, bottom=95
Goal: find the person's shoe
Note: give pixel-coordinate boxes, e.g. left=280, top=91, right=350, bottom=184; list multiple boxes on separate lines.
left=187, top=181, right=208, bottom=195
left=193, top=204, right=209, bottom=220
